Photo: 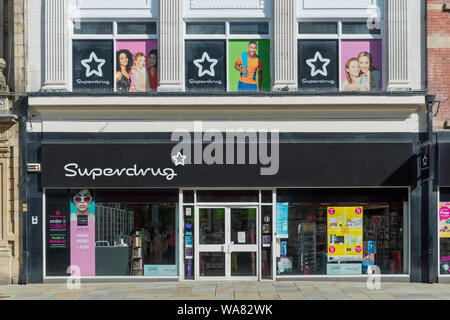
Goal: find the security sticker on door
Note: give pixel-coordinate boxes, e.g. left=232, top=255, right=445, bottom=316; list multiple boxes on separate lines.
left=238, top=232, right=246, bottom=244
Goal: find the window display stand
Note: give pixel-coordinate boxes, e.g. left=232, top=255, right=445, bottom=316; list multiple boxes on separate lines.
left=130, top=232, right=143, bottom=276
left=297, top=223, right=316, bottom=273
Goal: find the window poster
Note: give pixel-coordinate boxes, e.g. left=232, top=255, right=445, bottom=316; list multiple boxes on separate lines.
left=276, top=203, right=289, bottom=238
left=340, top=40, right=382, bottom=92
left=116, top=40, right=158, bottom=92
left=228, top=39, right=270, bottom=92
left=185, top=40, right=226, bottom=92
left=46, top=199, right=70, bottom=276
left=298, top=40, right=338, bottom=91
left=70, top=189, right=96, bottom=276
left=48, top=209, right=68, bottom=249
left=327, top=207, right=363, bottom=261
left=73, top=40, right=113, bottom=92
left=439, top=202, right=450, bottom=238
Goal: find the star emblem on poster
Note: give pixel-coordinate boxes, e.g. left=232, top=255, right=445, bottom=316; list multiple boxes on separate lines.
left=81, top=52, right=106, bottom=78
left=172, top=152, right=187, bottom=166
left=306, top=52, right=331, bottom=77
left=193, top=52, right=218, bottom=77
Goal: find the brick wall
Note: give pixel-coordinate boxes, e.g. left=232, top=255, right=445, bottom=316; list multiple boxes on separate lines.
left=427, top=0, right=450, bottom=129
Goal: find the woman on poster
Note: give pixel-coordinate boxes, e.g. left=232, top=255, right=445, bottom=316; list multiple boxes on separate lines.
left=116, top=49, right=135, bottom=92
left=357, top=51, right=381, bottom=91
left=131, top=52, right=150, bottom=92
left=71, top=189, right=95, bottom=222
left=147, top=49, right=158, bottom=92
left=343, top=57, right=369, bottom=91
left=234, top=41, right=263, bottom=92
left=70, top=189, right=96, bottom=276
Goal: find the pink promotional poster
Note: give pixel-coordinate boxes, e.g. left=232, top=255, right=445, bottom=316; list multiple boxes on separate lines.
left=116, top=40, right=158, bottom=92
left=340, top=40, right=382, bottom=92
left=70, top=189, right=96, bottom=276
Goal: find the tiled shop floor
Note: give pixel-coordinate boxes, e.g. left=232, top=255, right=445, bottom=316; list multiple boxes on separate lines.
left=1, top=281, right=450, bottom=300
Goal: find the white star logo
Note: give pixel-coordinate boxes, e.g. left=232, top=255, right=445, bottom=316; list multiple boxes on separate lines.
left=306, top=52, right=331, bottom=77
left=193, top=52, right=218, bottom=77
left=172, top=152, right=187, bottom=166
left=81, top=52, right=106, bottom=78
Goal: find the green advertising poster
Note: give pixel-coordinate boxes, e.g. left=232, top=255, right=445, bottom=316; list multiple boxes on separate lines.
left=228, top=39, right=271, bottom=92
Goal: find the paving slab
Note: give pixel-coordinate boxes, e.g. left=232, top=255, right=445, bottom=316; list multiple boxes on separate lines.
left=259, top=293, right=280, bottom=300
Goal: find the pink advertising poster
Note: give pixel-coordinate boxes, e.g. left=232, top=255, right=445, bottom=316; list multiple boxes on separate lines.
left=440, top=202, right=450, bottom=238
left=116, top=40, right=158, bottom=92
left=70, top=189, right=95, bottom=276
left=340, top=40, right=382, bottom=92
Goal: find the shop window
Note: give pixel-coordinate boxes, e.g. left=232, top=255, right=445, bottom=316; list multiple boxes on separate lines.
left=45, top=189, right=179, bottom=277
left=229, top=22, right=269, bottom=35
left=275, top=189, right=408, bottom=276
left=298, top=20, right=382, bottom=92
left=298, top=22, right=337, bottom=34
left=196, top=190, right=259, bottom=203
left=261, top=190, right=273, bottom=203
left=184, top=205, right=195, bottom=280
left=439, top=190, right=450, bottom=275
left=183, top=190, right=195, bottom=203
left=73, top=22, right=113, bottom=35
left=185, top=21, right=271, bottom=92
left=71, top=20, right=158, bottom=93
left=117, top=22, right=157, bottom=35
left=261, top=205, right=273, bottom=279
left=186, top=22, right=226, bottom=35
left=342, top=22, right=381, bottom=35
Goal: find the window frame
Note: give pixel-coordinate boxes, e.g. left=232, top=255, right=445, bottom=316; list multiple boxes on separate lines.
left=297, top=18, right=384, bottom=92
left=70, top=18, right=159, bottom=92
left=184, top=19, right=272, bottom=92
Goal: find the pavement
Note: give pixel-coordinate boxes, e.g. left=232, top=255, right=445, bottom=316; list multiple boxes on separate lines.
left=1, top=281, right=450, bottom=300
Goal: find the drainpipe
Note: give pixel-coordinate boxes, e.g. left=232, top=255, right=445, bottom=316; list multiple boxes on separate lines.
left=20, top=96, right=28, bottom=284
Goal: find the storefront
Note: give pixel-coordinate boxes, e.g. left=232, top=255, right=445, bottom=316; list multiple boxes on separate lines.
left=437, top=137, right=450, bottom=282
left=22, top=133, right=420, bottom=282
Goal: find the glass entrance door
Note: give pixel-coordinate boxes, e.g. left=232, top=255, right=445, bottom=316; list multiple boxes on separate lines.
left=196, top=207, right=258, bottom=280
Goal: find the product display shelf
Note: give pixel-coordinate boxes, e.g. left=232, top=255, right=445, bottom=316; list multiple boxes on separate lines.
left=130, top=232, right=143, bottom=276
left=297, top=223, right=317, bottom=273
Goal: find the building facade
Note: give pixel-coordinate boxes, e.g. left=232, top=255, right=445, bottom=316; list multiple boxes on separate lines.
left=428, top=0, right=450, bottom=283
left=0, top=0, right=25, bottom=285
left=23, top=0, right=434, bottom=283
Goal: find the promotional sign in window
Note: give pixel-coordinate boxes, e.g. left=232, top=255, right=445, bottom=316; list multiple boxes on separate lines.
left=116, top=40, right=158, bottom=92
left=70, top=189, right=96, bottom=276
left=439, top=202, right=450, bottom=238
left=46, top=199, right=70, bottom=276
left=185, top=40, right=226, bottom=92
left=298, top=40, right=338, bottom=91
left=48, top=209, right=68, bottom=249
left=340, top=40, right=382, bottom=92
left=327, top=207, right=363, bottom=262
left=228, top=40, right=270, bottom=92
left=276, top=203, right=289, bottom=238
left=73, top=40, right=113, bottom=92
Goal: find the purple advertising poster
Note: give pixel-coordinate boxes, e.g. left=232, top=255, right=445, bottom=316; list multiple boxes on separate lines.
left=70, top=189, right=95, bottom=276
left=340, top=40, right=382, bottom=92
left=116, top=40, right=158, bottom=92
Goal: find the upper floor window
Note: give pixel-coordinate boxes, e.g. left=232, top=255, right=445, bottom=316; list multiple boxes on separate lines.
left=298, top=20, right=382, bottom=93
left=184, top=21, right=271, bottom=93
left=71, top=21, right=158, bottom=93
